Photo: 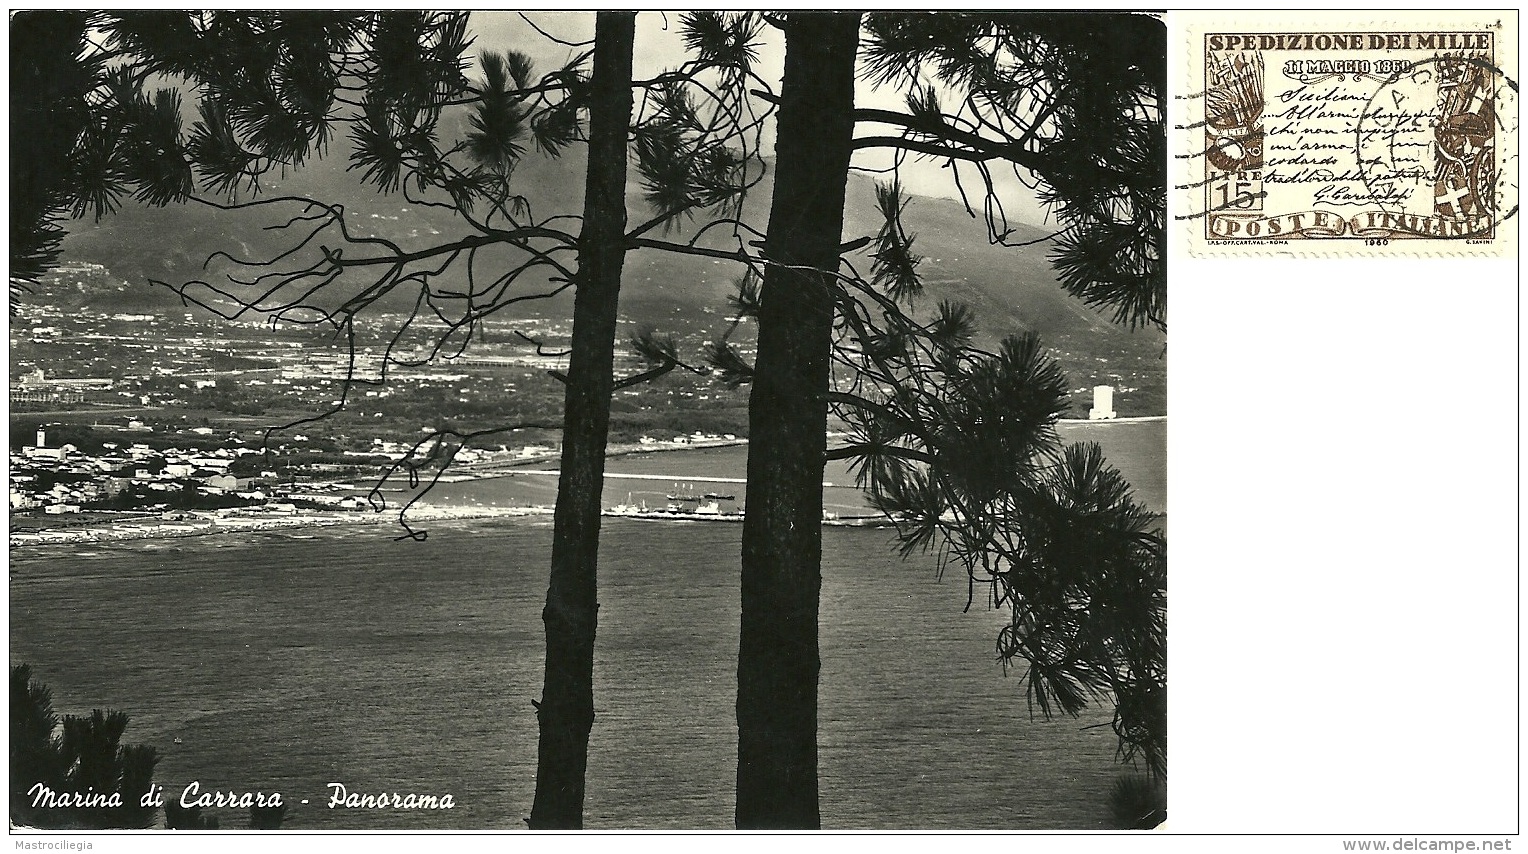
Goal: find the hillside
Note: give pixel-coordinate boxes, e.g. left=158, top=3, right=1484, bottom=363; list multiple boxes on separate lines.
left=52, top=143, right=1156, bottom=349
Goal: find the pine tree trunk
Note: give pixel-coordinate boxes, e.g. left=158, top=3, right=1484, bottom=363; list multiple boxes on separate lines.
left=528, top=10, right=635, bottom=830
left=735, top=12, right=861, bottom=830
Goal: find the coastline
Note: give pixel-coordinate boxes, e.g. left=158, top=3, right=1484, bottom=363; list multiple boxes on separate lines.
left=441, top=437, right=748, bottom=482
left=1055, top=415, right=1166, bottom=424
left=7, top=439, right=747, bottom=549
left=9, top=421, right=1165, bottom=549
left=7, top=505, right=557, bottom=549
left=7, top=504, right=899, bottom=550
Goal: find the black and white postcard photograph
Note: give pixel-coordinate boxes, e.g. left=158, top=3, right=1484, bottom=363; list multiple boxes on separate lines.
left=5, top=9, right=1515, bottom=851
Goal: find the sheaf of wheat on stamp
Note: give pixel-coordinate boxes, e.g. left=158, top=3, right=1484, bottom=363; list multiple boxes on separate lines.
left=1179, top=11, right=1518, bottom=256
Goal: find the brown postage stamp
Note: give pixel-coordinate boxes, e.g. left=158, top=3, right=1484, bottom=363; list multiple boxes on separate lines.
left=1180, top=11, right=1518, bottom=255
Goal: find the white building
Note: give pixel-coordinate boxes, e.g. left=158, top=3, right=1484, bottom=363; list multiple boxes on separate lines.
left=1088, top=385, right=1117, bottom=420
left=25, top=443, right=74, bottom=462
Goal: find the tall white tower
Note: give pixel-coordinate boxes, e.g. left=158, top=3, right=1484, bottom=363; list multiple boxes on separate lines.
left=1088, top=386, right=1117, bottom=420
left=35, top=427, right=46, bottom=448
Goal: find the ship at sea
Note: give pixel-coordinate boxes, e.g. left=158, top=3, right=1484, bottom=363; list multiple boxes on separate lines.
left=605, top=494, right=743, bottom=522
left=665, top=482, right=700, bottom=502
left=601, top=495, right=883, bottom=526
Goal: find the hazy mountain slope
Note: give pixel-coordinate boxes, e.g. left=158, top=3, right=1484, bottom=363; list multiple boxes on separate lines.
left=53, top=145, right=1156, bottom=347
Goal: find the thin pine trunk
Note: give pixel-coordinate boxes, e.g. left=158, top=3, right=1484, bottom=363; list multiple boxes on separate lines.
left=735, top=11, right=861, bottom=830
left=529, top=10, right=635, bottom=830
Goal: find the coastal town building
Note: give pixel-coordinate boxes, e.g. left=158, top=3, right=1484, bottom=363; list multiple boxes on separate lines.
left=9, top=369, right=114, bottom=406
left=24, top=427, right=77, bottom=461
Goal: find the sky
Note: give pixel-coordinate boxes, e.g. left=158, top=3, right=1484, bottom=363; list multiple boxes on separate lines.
left=469, top=11, right=1051, bottom=224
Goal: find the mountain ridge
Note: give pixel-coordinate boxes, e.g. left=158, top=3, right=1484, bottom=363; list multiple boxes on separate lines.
left=51, top=146, right=1155, bottom=347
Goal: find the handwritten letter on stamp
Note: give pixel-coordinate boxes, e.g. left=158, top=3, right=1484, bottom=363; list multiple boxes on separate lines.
left=1180, top=11, right=1517, bottom=255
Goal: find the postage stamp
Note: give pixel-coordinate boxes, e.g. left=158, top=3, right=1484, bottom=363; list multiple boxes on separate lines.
left=1179, top=11, right=1518, bottom=256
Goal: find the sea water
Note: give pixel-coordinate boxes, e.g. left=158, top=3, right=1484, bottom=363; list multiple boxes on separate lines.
left=8, top=421, right=1163, bottom=829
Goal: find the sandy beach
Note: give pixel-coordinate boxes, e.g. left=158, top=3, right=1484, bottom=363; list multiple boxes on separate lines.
left=7, top=504, right=557, bottom=549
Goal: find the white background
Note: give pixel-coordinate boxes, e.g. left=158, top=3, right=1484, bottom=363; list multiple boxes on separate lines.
left=1169, top=7, right=1519, bottom=837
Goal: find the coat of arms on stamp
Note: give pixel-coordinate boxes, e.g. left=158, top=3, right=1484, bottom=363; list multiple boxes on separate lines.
left=1182, top=13, right=1517, bottom=256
